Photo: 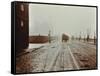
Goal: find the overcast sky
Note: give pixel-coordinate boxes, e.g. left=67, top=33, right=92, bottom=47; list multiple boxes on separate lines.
left=29, top=4, right=96, bottom=38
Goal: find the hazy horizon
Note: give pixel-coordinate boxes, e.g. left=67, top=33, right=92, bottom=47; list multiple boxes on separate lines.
left=29, top=4, right=96, bottom=38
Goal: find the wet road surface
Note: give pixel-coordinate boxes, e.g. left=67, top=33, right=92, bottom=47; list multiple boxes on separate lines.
left=16, top=40, right=97, bottom=73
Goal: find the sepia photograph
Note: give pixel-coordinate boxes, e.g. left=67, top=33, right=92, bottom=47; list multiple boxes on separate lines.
left=11, top=1, right=97, bottom=74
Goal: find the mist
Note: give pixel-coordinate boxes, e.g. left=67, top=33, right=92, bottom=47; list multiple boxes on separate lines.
left=29, top=4, right=96, bottom=38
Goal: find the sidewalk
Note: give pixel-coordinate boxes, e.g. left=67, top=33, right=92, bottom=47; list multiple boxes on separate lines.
left=16, top=44, right=45, bottom=57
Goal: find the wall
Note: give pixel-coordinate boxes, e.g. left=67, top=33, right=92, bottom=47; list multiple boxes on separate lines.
left=29, top=36, right=49, bottom=43
left=14, top=2, right=29, bottom=53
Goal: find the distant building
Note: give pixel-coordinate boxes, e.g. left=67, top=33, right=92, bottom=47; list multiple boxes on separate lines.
left=29, top=35, right=49, bottom=43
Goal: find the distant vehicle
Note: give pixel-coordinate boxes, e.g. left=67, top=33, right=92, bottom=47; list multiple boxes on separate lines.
left=62, top=33, right=69, bottom=42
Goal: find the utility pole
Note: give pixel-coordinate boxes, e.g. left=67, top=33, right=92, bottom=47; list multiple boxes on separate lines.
left=87, top=29, right=90, bottom=42
left=79, top=32, right=81, bottom=41
left=94, top=32, right=96, bottom=45
left=84, top=34, right=86, bottom=42
left=48, top=30, right=51, bottom=43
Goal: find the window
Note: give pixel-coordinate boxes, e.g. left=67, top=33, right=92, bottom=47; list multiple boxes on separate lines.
left=20, top=4, right=24, bottom=11
left=21, top=20, right=24, bottom=27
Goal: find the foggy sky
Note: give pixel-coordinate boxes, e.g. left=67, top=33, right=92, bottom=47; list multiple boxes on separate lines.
left=29, top=4, right=96, bottom=38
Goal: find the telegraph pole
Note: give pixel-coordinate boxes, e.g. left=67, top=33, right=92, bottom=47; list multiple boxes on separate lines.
left=48, top=30, right=51, bottom=43
left=94, top=32, right=96, bottom=45
left=87, top=29, right=90, bottom=42
left=79, top=32, right=81, bottom=41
